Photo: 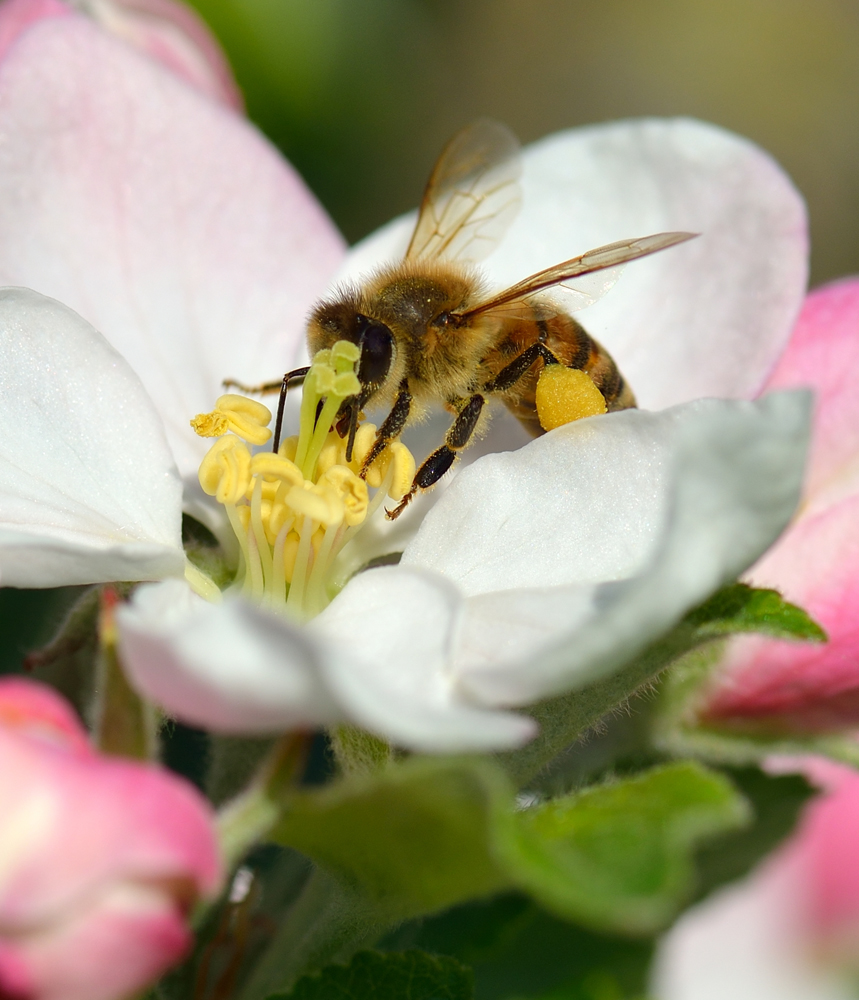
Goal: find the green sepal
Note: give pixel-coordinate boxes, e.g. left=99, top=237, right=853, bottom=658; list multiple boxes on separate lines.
left=685, top=583, right=826, bottom=642
left=501, top=761, right=748, bottom=934
left=266, top=950, right=473, bottom=1000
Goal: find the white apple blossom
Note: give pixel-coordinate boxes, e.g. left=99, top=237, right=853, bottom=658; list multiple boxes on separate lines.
left=0, top=6, right=812, bottom=750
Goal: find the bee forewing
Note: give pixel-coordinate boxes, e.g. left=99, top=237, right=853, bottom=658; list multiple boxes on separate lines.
left=459, top=231, right=698, bottom=318
left=405, top=119, right=522, bottom=265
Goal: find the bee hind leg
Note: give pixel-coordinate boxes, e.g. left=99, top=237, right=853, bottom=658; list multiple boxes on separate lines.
left=387, top=393, right=485, bottom=520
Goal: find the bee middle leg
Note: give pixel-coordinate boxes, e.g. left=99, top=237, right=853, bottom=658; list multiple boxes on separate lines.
left=360, top=379, right=413, bottom=474
left=387, top=394, right=485, bottom=520
left=483, top=342, right=560, bottom=393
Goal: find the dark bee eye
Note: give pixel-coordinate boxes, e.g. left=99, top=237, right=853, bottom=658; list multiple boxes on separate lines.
left=356, top=317, right=393, bottom=388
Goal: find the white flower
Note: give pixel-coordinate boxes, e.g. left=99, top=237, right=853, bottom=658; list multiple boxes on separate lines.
left=0, top=8, right=811, bottom=750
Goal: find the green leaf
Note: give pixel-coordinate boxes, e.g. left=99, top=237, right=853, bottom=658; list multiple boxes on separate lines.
left=270, top=757, right=514, bottom=920
left=501, top=585, right=826, bottom=785
left=499, top=762, right=749, bottom=934
left=268, top=949, right=473, bottom=1000
left=686, top=583, right=826, bottom=642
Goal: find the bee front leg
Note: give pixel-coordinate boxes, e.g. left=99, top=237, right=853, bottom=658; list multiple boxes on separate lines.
left=387, top=393, right=485, bottom=520
left=360, top=379, right=412, bottom=473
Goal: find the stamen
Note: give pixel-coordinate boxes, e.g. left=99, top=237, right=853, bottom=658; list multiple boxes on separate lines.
left=191, top=341, right=415, bottom=620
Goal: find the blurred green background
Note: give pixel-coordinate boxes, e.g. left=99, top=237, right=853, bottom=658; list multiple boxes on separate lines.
left=189, top=0, right=859, bottom=286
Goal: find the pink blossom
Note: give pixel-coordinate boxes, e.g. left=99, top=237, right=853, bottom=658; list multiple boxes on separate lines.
left=653, top=761, right=859, bottom=999
left=0, top=0, right=242, bottom=108
left=700, top=280, right=859, bottom=733
left=0, top=677, right=222, bottom=1000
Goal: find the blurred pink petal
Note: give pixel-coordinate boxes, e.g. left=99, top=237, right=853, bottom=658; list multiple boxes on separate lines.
left=0, top=12, right=345, bottom=483
left=653, top=760, right=859, bottom=1000
left=0, top=0, right=242, bottom=107
left=0, top=677, right=222, bottom=1000
left=701, top=280, right=859, bottom=731
left=78, top=0, right=243, bottom=109
left=0, top=0, right=70, bottom=61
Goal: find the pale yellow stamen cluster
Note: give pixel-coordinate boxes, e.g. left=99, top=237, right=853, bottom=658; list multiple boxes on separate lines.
left=190, top=343, right=415, bottom=620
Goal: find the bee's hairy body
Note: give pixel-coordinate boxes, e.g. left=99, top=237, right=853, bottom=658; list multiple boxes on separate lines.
left=232, top=120, right=692, bottom=518
left=307, top=258, right=635, bottom=439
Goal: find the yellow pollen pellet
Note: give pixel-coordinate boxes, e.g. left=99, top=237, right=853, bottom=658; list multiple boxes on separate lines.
left=212, top=394, right=273, bottom=445
left=318, top=466, right=369, bottom=526
left=190, top=411, right=230, bottom=437
left=249, top=453, right=304, bottom=489
left=536, top=366, right=607, bottom=431
left=198, top=435, right=253, bottom=505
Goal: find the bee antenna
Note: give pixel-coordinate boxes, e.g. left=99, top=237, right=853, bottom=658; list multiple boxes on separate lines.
left=273, top=366, right=310, bottom=453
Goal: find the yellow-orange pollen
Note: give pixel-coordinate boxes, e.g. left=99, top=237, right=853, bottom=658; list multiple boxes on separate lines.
left=190, top=342, right=415, bottom=620
left=535, top=365, right=607, bottom=431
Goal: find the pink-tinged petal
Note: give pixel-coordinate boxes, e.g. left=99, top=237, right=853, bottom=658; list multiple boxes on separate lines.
left=652, top=759, right=859, bottom=999
left=0, top=0, right=70, bottom=62
left=80, top=0, right=243, bottom=109
left=761, top=278, right=859, bottom=514
left=0, top=678, right=221, bottom=1000
left=0, top=15, right=344, bottom=484
left=701, top=281, right=859, bottom=731
left=0, top=677, right=91, bottom=756
left=704, top=496, right=859, bottom=728
left=1, top=883, right=190, bottom=1000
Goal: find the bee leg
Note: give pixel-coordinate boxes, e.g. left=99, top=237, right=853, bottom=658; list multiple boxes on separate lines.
left=387, top=394, right=485, bottom=520
left=360, top=379, right=412, bottom=476
left=223, top=368, right=310, bottom=396
left=484, top=342, right=560, bottom=393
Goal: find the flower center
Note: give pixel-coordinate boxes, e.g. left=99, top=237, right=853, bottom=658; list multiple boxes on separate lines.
left=189, top=343, right=415, bottom=621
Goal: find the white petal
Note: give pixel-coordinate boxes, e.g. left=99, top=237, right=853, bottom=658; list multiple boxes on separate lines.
left=0, top=288, right=184, bottom=587
left=339, top=118, right=806, bottom=408
left=117, top=580, right=340, bottom=733
left=409, top=392, right=810, bottom=706
left=0, top=15, right=344, bottom=485
left=312, top=567, right=537, bottom=753
left=651, top=858, right=855, bottom=1000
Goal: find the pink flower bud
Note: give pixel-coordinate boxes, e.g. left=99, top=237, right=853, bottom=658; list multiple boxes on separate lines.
left=701, top=279, right=859, bottom=732
left=0, top=0, right=243, bottom=108
left=0, top=677, right=222, bottom=1000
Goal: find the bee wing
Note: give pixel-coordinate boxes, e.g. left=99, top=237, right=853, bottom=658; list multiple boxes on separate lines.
left=456, top=232, right=698, bottom=318
left=405, top=119, right=522, bottom=264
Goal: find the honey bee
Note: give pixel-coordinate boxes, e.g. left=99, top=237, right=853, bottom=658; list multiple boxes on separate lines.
left=233, top=121, right=695, bottom=518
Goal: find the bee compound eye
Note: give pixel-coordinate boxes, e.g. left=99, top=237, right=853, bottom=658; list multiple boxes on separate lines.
left=357, top=321, right=394, bottom=388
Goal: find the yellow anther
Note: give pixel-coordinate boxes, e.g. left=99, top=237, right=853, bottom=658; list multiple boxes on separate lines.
left=536, top=366, right=607, bottom=431
left=312, top=348, right=332, bottom=369
left=316, top=431, right=348, bottom=477
left=190, top=411, right=229, bottom=437
left=279, top=436, right=299, bottom=463
left=285, top=483, right=345, bottom=527
left=198, top=435, right=252, bottom=505
left=267, top=501, right=292, bottom=541
left=249, top=453, right=304, bottom=489
left=212, top=394, right=272, bottom=445
left=350, top=423, right=378, bottom=473
left=313, top=366, right=338, bottom=397
left=384, top=442, right=416, bottom=500
left=318, top=466, right=369, bottom=526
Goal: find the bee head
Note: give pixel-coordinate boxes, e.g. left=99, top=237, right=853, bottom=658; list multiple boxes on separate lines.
left=308, top=299, right=394, bottom=404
